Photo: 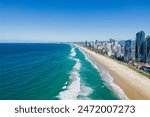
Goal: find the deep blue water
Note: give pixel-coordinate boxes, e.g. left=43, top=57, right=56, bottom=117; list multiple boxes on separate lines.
left=0, top=43, right=119, bottom=100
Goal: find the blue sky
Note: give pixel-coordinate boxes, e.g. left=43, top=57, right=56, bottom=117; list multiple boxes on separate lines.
left=0, top=0, right=150, bottom=42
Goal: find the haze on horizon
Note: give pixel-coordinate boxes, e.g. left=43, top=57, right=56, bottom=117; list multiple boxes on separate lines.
left=0, top=0, right=150, bottom=42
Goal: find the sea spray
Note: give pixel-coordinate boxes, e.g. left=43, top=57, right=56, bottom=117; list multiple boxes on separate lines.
left=78, top=48, right=128, bottom=100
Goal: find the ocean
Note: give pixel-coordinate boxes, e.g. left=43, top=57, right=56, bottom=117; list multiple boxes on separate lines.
left=0, top=43, right=125, bottom=100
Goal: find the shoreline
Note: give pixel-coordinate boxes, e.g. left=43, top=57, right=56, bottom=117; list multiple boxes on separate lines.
left=75, top=44, right=150, bottom=100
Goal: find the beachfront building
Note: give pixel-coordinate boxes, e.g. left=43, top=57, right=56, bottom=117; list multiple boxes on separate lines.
left=145, top=36, right=150, bottom=64
left=106, top=43, right=112, bottom=56
left=116, top=44, right=122, bottom=58
left=120, top=45, right=124, bottom=57
left=131, top=41, right=136, bottom=61
left=135, top=31, right=146, bottom=62
left=90, top=41, right=94, bottom=48
left=124, top=40, right=132, bottom=61
left=110, top=38, right=115, bottom=46
left=85, top=40, right=88, bottom=46
left=94, top=40, right=99, bottom=49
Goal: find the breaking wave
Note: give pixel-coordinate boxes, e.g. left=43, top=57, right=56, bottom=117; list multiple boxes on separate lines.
left=79, top=48, right=128, bottom=100
left=58, top=45, right=92, bottom=100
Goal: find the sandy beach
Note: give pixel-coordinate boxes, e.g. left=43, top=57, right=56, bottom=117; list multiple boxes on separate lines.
left=76, top=45, right=150, bottom=100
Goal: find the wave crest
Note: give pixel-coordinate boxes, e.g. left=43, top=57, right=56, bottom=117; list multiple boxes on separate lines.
left=58, top=46, right=93, bottom=100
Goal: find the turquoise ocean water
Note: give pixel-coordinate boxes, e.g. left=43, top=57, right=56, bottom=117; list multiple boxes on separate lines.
left=0, top=43, right=127, bottom=100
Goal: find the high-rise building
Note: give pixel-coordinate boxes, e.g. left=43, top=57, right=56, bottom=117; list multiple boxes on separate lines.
left=118, top=41, right=125, bottom=57
left=145, top=35, right=150, bottom=64
left=94, top=40, right=98, bottom=49
left=131, top=41, right=135, bottom=60
left=116, top=44, right=122, bottom=58
left=91, top=41, right=94, bottom=48
left=124, top=40, right=132, bottom=61
left=110, top=38, right=115, bottom=46
left=106, top=43, right=112, bottom=56
left=135, top=31, right=146, bottom=62
left=85, top=40, right=88, bottom=46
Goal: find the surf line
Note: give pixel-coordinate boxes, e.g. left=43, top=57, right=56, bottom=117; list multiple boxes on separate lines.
left=58, top=46, right=81, bottom=100
left=78, top=48, right=128, bottom=100
left=58, top=45, right=93, bottom=100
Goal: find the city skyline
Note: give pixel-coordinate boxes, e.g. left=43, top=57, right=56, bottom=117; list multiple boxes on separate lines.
left=0, top=0, right=150, bottom=42
left=84, top=30, right=150, bottom=75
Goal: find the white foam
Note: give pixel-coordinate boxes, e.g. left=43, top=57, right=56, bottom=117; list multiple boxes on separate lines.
left=79, top=48, right=128, bottom=100
left=79, top=85, right=93, bottom=97
left=62, top=86, right=67, bottom=89
left=70, top=47, right=76, bottom=57
left=58, top=59, right=81, bottom=100
left=58, top=45, right=93, bottom=100
left=73, top=59, right=81, bottom=70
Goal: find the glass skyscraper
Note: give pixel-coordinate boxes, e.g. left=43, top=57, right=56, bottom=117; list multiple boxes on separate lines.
left=124, top=40, right=132, bottom=61
left=146, top=36, right=150, bottom=64
left=135, top=31, right=146, bottom=62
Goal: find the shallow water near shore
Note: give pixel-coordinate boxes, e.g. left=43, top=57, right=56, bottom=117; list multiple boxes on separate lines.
left=0, top=43, right=120, bottom=100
